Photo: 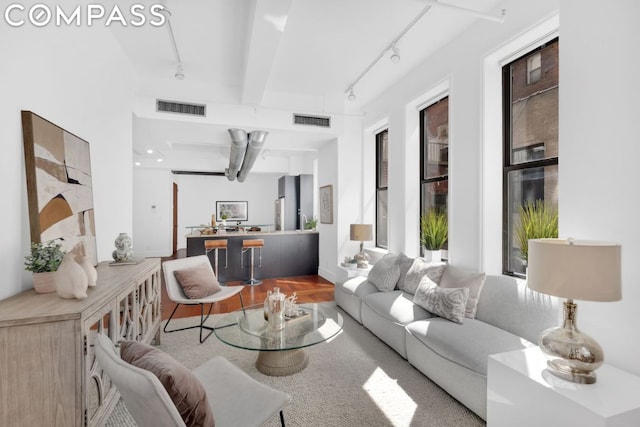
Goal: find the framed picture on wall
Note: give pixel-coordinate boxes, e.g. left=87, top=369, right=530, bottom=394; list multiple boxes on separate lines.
left=319, top=185, right=333, bottom=224
left=21, top=111, right=98, bottom=266
left=216, top=201, right=248, bottom=221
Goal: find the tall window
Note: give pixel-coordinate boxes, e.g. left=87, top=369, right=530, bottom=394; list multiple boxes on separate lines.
left=503, top=38, right=559, bottom=275
left=376, top=129, right=388, bottom=248
left=420, top=96, right=449, bottom=254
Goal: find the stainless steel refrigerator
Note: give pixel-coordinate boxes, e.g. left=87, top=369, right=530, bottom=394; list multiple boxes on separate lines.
left=275, top=197, right=285, bottom=230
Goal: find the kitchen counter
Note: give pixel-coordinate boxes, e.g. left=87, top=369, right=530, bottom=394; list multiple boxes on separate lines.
left=186, top=230, right=319, bottom=282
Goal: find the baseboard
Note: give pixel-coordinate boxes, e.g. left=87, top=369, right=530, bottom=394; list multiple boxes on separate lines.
left=318, top=266, right=336, bottom=284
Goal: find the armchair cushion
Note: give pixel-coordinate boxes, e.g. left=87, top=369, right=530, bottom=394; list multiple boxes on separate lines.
left=174, top=262, right=221, bottom=299
left=120, top=340, right=215, bottom=427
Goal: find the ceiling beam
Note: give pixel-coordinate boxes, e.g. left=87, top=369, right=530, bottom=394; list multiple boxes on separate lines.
left=241, top=0, right=293, bottom=105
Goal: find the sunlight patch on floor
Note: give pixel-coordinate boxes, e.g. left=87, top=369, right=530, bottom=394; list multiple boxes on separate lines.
left=363, top=367, right=417, bottom=427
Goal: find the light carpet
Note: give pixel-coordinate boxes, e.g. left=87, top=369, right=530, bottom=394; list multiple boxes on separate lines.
left=107, top=303, right=485, bottom=427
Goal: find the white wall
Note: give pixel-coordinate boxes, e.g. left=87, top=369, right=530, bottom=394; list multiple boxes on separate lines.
left=173, top=173, right=282, bottom=249
left=0, top=10, right=135, bottom=300
left=317, top=140, right=339, bottom=281
left=133, top=169, right=174, bottom=257
left=362, top=0, right=560, bottom=270
left=559, top=0, right=640, bottom=376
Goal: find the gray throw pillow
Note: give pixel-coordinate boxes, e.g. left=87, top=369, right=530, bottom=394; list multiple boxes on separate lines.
left=439, top=265, right=486, bottom=319
left=367, top=253, right=400, bottom=292
left=174, top=263, right=221, bottom=299
left=402, top=258, right=446, bottom=295
left=413, top=278, right=469, bottom=324
left=395, top=253, right=414, bottom=291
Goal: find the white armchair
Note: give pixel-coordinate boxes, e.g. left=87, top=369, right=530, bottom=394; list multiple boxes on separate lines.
left=162, top=255, right=244, bottom=343
left=94, top=334, right=290, bottom=427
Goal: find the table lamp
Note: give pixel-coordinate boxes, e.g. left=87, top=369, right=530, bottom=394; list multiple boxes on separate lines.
left=350, top=224, right=373, bottom=268
left=527, top=238, right=621, bottom=384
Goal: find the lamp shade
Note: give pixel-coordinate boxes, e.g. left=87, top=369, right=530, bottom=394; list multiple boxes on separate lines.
left=350, top=224, right=373, bottom=242
left=527, top=238, right=621, bottom=301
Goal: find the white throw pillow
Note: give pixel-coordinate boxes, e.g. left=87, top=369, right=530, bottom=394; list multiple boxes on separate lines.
left=438, top=265, right=486, bottom=319
left=413, top=277, right=469, bottom=324
left=402, top=257, right=445, bottom=295
left=395, top=253, right=414, bottom=291
left=367, top=253, right=400, bottom=292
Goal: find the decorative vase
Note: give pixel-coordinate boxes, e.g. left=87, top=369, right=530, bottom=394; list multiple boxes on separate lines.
left=55, top=253, right=88, bottom=299
left=32, top=271, right=57, bottom=294
left=77, top=255, right=98, bottom=287
left=425, top=249, right=442, bottom=263
left=267, top=287, right=285, bottom=331
left=263, top=290, right=272, bottom=321
left=112, top=233, right=133, bottom=262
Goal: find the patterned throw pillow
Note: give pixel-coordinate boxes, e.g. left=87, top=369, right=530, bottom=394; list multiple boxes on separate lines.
left=413, top=277, right=470, bottom=324
left=438, top=265, right=486, bottom=319
left=402, top=258, right=446, bottom=295
left=395, top=253, right=414, bottom=291
left=367, top=253, right=401, bottom=292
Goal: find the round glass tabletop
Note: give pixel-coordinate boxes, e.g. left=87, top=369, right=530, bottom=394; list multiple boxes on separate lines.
left=213, top=303, right=343, bottom=352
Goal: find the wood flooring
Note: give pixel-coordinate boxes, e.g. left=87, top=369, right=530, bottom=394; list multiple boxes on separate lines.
left=160, top=253, right=335, bottom=320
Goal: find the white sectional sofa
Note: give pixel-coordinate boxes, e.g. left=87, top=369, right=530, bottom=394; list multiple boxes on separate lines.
left=334, top=254, right=560, bottom=420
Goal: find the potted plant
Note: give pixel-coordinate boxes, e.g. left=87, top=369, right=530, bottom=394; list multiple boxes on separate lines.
left=420, top=209, right=448, bottom=263
left=24, top=240, right=65, bottom=293
left=304, top=217, right=318, bottom=231
left=515, top=199, right=558, bottom=268
left=220, top=213, right=229, bottom=227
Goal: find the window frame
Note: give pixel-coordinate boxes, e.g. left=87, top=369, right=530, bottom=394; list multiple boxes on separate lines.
left=419, top=96, right=449, bottom=256
left=375, top=129, right=388, bottom=249
left=502, top=38, right=559, bottom=276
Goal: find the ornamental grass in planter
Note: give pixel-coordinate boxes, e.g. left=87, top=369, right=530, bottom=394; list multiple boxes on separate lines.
left=420, top=209, right=448, bottom=263
left=24, top=240, right=65, bottom=293
left=515, top=199, right=558, bottom=263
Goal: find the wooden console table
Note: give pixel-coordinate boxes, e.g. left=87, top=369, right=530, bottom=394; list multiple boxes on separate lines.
left=0, top=258, right=161, bottom=427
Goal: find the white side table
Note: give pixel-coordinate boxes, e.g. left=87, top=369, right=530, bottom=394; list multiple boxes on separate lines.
left=488, top=347, right=640, bottom=426
left=336, top=264, right=372, bottom=282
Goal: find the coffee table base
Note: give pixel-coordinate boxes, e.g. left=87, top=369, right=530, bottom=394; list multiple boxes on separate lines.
left=255, top=349, right=309, bottom=376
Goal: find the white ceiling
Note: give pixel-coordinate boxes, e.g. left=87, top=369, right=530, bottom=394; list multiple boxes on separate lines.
left=111, top=0, right=505, bottom=171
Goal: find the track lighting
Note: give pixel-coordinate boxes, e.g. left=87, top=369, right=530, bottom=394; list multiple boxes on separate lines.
left=344, top=2, right=505, bottom=100
left=390, top=45, right=400, bottom=64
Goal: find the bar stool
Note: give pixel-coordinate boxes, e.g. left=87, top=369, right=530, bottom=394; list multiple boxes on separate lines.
left=204, top=239, right=228, bottom=284
left=241, top=239, right=264, bottom=285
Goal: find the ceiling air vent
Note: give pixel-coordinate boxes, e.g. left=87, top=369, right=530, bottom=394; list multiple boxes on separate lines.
left=157, top=99, right=206, bottom=117
left=293, top=114, right=331, bottom=128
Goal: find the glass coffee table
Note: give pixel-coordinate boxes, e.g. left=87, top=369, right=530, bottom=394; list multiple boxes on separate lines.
left=214, top=303, right=343, bottom=376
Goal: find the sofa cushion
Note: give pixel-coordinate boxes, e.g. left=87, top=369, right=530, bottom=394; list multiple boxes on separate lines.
left=439, top=265, right=486, bottom=319
left=395, top=253, right=414, bottom=291
left=402, top=258, right=445, bottom=295
left=363, top=291, right=434, bottom=325
left=405, top=318, right=535, bottom=376
left=413, top=278, right=469, bottom=324
left=337, top=276, right=379, bottom=298
left=368, top=253, right=401, bottom=292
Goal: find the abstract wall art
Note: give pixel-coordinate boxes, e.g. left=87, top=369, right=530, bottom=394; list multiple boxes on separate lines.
left=22, top=111, right=98, bottom=266
left=319, top=184, right=333, bottom=224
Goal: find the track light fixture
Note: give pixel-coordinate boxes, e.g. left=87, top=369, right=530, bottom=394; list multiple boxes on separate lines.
left=174, top=63, right=184, bottom=80
left=390, top=44, right=400, bottom=64
left=344, top=2, right=505, bottom=101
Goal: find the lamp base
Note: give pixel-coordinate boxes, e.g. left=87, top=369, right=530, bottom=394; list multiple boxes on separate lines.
left=353, top=251, right=369, bottom=269
left=538, top=300, right=603, bottom=384
left=546, top=359, right=597, bottom=384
